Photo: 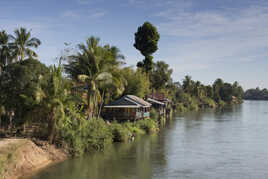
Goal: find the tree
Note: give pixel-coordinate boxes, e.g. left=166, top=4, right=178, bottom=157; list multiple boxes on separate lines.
left=10, top=27, right=41, bottom=61
left=205, top=85, right=214, bottom=98
left=213, top=78, right=224, bottom=102
left=0, top=59, right=49, bottom=128
left=64, top=36, right=125, bottom=119
left=121, top=67, right=150, bottom=98
left=151, top=61, right=173, bottom=90
left=0, top=30, right=12, bottom=73
left=219, top=83, right=233, bottom=102
left=182, top=75, right=194, bottom=94
left=193, top=81, right=201, bottom=97
left=134, top=21, right=160, bottom=73
left=41, top=62, right=68, bottom=144
left=232, top=81, right=243, bottom=100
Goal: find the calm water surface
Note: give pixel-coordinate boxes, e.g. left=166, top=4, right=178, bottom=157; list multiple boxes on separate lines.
left=30, top=101, right=268, bottom=179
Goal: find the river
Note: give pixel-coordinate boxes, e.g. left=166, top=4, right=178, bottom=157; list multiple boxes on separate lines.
left=29, top=100, right=268, bottom=179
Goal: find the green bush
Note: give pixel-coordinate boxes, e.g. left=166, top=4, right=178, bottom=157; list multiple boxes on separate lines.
left=58, top=111, right=113, bottom=155
left=150, top=108, right=159, bottom=121
left=202, top=97, right=216, bottom=108
left=218, top=100, right=226, bottom=107
left=176, top=103, right=188, bottom=113
left=110, top=121, right=130, bottom=142
left=189, top=101, right=199, bottom=111
left=135, top=119, right=158, bottom=134
left=123, top=122, right=145, bottom=135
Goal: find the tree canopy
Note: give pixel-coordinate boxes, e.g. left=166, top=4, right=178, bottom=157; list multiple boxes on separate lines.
left=0, top=59, right=49, bottom=125
left=151, top=61, right=173, bottom=90
left=134, top=21, right=160, bottom=73
left=10, top=27, right=41, bottom=61
left=64, top=36, right=125, bottom=119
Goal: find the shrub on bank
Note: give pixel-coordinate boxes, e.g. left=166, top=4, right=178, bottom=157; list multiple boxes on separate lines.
left=110, top=121, right=130, bottom=142
left=56, top=103, right=162, bottom=156
left=123, top=122, right=145, bottom=135
left=202, top=97, right=216, bottom=108
left=218, top=100, right=226, bottom=107
left=176, top=103, right=188, bottom=113
left=58, top=116, right=113, bottom=156
left=150, top=108, right=159, bottom=121
left=135, top=118, right=159, bottom=133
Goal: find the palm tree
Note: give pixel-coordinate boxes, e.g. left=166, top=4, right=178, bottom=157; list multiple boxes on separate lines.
left=65, top=36, right=125, bottom=119
left=10, top=27, right=41, bottom=61
left=43, top=62, right=67, bottom=144
left=0, top=30, right=12, bottom=72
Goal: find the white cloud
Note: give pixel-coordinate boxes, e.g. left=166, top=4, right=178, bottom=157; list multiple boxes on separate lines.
left=60, top=9, right=106, bottom=19
left=61, top=10, right=80, bottom=19
left=127, top=0, right=192, bottom=9
left=88, top=11, right=106, bottom=19
left=155, top=4, right=268, bottom=73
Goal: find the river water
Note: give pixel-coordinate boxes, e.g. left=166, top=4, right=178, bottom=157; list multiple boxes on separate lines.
left=30, top=101, right=268, bottom=179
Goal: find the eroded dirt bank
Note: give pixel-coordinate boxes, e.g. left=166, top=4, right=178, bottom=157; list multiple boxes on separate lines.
left=0, top=139, right=68, bottom=179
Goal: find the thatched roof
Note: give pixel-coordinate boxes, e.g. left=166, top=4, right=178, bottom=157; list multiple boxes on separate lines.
left=104, top=95, right=151, bottom=108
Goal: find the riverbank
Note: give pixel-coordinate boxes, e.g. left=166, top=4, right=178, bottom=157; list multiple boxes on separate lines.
left=0, top=138, right=68, bottom=179
left=0, top=117, right=160, bottom=178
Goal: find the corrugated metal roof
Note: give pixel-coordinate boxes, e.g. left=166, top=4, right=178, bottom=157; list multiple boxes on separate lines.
left=104, top=95, right=151, bottom=108
left=146, top=98, right=165, bottom=105
left=126, top=95, right=152, bottom=107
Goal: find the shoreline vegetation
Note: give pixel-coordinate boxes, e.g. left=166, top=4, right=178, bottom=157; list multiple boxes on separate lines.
left=0, top=22, right=243, bottom=178
left=243, top=87, right=268, bottom=100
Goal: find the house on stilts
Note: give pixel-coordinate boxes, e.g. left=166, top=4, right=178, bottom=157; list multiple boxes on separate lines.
left=102, top=95, right=151, bottom=122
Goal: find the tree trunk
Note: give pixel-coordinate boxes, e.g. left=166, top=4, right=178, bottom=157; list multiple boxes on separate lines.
left=8, top=111, right=13, bottom=130
left=87, top=89, right=93, bottom=120
left=21, top=49, right=24, bottom=61
left=48, top=110, right=56, bottom=144
left=97, top=90, right=105, bottom=120
left=93, top=91, right=98, bottom=118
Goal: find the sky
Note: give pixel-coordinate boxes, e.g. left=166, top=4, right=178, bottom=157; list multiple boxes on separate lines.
left=1, top=0, right=268, bottom=90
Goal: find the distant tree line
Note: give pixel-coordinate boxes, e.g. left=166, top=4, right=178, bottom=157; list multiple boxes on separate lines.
left=244, top=88, right=268, bottom=100
left=168, top=76, right=244, bottom=112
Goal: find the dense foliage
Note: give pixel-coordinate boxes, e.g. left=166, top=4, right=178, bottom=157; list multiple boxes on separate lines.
left=244, top=88, right=268, bottom=100
left=0, top=24, right=244, bottom=155
left=0, top=59, right=49, bottom=127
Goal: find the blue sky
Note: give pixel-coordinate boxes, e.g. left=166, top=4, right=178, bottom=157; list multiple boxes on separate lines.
left=1, top=0, right=268, bottom=89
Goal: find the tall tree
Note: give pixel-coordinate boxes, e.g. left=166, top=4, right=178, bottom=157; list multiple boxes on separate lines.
left=134, top=21, right=160, bottom=73
left=10, top=27, right=41, bottom=61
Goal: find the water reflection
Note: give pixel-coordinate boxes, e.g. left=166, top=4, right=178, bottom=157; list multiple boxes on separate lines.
left=30, top=133, right=168, bottom=179
left=30, top=101, right=268, bottom=179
